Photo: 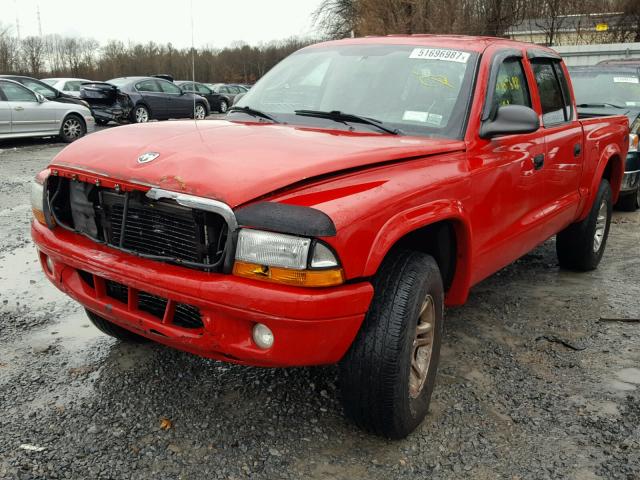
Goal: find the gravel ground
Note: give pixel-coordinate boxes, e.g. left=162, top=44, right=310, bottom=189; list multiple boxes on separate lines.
left=1, top=123, right=639, bottom=479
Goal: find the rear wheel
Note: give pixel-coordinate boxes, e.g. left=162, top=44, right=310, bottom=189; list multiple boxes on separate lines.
left=59, top=114, right=86, bottom=143
left=85, top=309, right=148, bottom=343
left=218, top=100, right=228, bottom=113
left=339, top=249, right=444, bottom=439
left=557, top=179, right=612, bottom=271
left=132, top=105, right=150, bottom=123
left=615, top=186, right=639, bottom=212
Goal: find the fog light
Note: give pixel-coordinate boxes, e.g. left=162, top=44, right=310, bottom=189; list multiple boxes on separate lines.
left=43, top=254, right=54, bottom=274
left=252, top=323, right=274, bottom=349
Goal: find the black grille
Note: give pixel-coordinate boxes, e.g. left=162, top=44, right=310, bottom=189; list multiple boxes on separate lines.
left=104, top=278, right=203, bottom=329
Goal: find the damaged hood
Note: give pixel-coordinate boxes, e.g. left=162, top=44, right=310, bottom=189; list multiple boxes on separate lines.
left=50, top=120, right=465, bottom=208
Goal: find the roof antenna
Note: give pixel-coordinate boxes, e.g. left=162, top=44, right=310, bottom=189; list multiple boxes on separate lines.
left=191, top=0, right=197, bottom=122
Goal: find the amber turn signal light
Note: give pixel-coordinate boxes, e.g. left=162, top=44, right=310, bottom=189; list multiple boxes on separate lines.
left=233, top=261, right=345, bottom=287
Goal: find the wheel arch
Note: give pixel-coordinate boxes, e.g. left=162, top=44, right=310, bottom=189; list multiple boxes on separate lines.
left=362, top=203, right=473, bottom=306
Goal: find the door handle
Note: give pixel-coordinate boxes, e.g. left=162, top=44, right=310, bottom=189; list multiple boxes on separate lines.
left=533, top=154, right=545, bottom=170
left=574, top=143, right=582, bottom=157
left=13, top=106, right=24, bottom=111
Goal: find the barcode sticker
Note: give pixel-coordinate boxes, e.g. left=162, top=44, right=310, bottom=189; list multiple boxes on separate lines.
left=409, top=48, right=470, bottom=63
left=613, top=77, right=639, bottom=84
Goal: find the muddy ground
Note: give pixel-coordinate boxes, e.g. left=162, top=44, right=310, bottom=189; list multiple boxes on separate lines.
left=0, top=127, right=639, bottom=480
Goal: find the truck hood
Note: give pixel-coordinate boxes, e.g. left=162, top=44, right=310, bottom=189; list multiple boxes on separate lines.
left=51, top=120, right=465, bottom=208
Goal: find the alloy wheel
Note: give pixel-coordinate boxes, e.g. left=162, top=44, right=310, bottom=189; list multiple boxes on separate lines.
left=194, top=104, right=206, bottom=120
left=62, top=117, right=82, bottom=140
left=408, top=294, right=435, bottom=398
left=593, top=197, right=608, bottom=252
left=135, top=107, right=149, bottom=123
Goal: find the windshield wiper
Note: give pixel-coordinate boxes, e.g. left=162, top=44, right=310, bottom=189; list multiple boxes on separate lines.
left=228, top=106, right=280, bottom=123
left=577, top=102, right=626, bottom=109
left=294, top=110, right=402, bottom=135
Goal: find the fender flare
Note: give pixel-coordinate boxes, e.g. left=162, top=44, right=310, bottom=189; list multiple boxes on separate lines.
left=362, top=199, right=473, bottom=306
left=581, top=146, right=624, bottom=219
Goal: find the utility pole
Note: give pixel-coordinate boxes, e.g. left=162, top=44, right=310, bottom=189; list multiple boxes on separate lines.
left=14, top=0, right=21, bottom=40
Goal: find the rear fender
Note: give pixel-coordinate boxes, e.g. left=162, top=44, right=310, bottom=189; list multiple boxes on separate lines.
left=362, top=200, right=473, bottom=306
left=580, top=147, right=623, bottom=219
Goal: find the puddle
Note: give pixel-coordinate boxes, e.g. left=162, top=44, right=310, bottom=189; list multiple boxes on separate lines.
left=616, top=368, right=640, bottom=385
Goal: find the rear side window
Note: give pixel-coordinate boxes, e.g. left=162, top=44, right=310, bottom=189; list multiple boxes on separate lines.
left=159, top=81, right=181, bottom=94
left=136, top=80, right=161, bottom=92
left=532, top=60, right=570, bottom=125
left=492, top=58, right=531, bottom=111
left=552, top=63, right=573, bottom=121
left=196, top=84, right=211, bottom=94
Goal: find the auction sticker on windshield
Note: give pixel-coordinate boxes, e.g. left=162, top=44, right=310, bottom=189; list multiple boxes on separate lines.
left=613, top=77, right=639, bottom=84
left=409, top=48, right=470, bottom=63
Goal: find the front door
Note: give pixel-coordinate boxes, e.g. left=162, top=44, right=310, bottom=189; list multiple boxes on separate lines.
left=135, top=79, right=168, bottom=119
left=0, top=81, right=58, bottom=134
left=158, top=79, right=191, bottom=118
left=469, top=52, right=547, bottom=284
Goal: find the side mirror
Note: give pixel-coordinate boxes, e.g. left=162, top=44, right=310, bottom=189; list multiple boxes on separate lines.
left=480, top=104, right=539, bottom=139
left=35, top=93, right=46, bottom=103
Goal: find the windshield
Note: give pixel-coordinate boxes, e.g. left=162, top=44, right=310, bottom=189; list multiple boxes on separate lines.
left=19, top=78, right=58, bottom=99
left=570, top=71, right=640, bottom=107
left=234, top=44, right=478, bottom=138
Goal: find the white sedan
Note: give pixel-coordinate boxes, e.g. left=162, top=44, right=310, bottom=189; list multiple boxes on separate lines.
left=41, top=77, right=92, bottom=97
left=0, top=79, right=95, bottom=142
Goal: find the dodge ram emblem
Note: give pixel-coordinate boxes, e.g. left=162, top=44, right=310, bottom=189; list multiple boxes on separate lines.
left=137, top=152, right=160, bottom=164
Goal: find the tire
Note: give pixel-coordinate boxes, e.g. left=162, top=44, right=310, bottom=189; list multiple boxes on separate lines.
left=85, top=309, right=148, bottom=343
left=132, top=104, right=150, bottom=123
left=95, top=119, right=109, bottom=126
left=59, top=114, right=86, bottom=143
left=615, top=186, right=639, bottom=212
left=556, top=179, right=612, bottom=271
left=194, top=102, right=207, bottom=120
left=218, top=100, right=228, bottom=113
left=339, top=249, right=444, bottom=439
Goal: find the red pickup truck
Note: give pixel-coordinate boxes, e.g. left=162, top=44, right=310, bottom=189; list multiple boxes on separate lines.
left=31, top=36, right=628, bottom=438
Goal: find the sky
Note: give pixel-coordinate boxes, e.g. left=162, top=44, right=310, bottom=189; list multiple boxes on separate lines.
left=2, top=0, right=324, bottom=48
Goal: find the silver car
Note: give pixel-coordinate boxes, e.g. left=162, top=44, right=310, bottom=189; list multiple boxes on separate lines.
left=42, top=77, right=92, bottom=98
left=0, top=79, right=95, bottom=143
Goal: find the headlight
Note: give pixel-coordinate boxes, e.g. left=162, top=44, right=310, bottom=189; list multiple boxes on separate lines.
left=31, top=169, right=49, bottom=225
left=233, top=229, right=344, bottom=287
left=630, top=133, right=639, bottom=152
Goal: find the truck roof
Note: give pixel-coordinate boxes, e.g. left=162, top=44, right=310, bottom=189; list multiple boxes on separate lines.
left=307, top=34, right=553, bottom=55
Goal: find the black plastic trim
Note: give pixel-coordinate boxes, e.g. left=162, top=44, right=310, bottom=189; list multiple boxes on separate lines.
left=235, top=202, right=337, bottom=237
left=527, top=49, right=562, bottom=61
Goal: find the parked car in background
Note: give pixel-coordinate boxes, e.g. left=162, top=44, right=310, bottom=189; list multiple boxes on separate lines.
left=106, top=77, right=210, bottom=123
left=80, top=82, right=133, bottom=126
left=570, top=65, right=640, bottom=211
left=175, top=81, right=230, bottom=113
left=206, top=83, right=248, bottom=105
left=0, top=75, right=90, bottom=109
left=42, top=78, right=92, bottom=97
left=0, top=78, right=94, bottom=142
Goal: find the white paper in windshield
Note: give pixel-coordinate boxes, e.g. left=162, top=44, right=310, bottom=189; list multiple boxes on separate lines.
left=409, top=48, right=470, bottom=63
left=613, top=77, right=639, bottom=84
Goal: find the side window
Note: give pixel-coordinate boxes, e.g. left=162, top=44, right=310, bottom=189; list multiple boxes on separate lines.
left=159, top=81, right=181, bottom=94
left=136, top=80, right=161, bottom=92
left=0, top=82, right=37, bottom=102
left=196, top=84, right=211, bottom=95
left=219, top=86, right=229, bottom=94
left=181, top=83, right=196, bottom=92
left=492, top=58, right=531, bottom=111
left=552, top=63, right=573, bottom=121
left=531, top=60, right=568, bottom=125
left=22, top=79, right=56, bottom=99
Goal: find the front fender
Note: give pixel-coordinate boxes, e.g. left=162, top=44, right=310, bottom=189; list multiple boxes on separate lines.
left=362, top=200, right=473, bottom=305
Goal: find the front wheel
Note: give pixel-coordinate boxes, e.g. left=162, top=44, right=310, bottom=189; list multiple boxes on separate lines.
left=132, top=105, right=150, bottom=123
left=556, top=179, right=612, bottom=271
left=339, top=249, right=444, bottom=439
left=615, top=186, right=639, bottom=212
left=218, top=100, right=228, bottom=113
left=85, top=309, right=148, bottom=343
left=194, top=103, right=207, bottom=120
left=59, top=114, right=86, bottom=143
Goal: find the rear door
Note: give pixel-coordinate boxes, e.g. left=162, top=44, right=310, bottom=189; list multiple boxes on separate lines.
left=0, top=81, right=58, bottom=134
left=528, top=54, right=583, bottom=234
left=135, top=79, right=167, bottom=118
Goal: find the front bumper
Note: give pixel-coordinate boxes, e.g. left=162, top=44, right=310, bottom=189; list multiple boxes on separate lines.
left=622, top=151, right=640, bottom=192
left=32, top=221, right=373, bottom=367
